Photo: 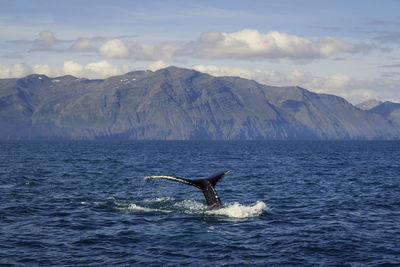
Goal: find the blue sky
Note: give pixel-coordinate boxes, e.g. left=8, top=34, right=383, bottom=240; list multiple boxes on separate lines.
left=1, top=0, right=400, bottom=104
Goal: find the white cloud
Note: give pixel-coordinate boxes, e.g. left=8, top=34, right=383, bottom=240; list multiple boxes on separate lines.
left=95, top=29, right=367, bottom=64
left=316, top=37, right=356, bottom=56
left=33, top=31, right=58, bottom=47
left=6, top=28, right=382, bottom=69
left=7, top=31, right=105, bottom=53
left=1, top=60, right=131, bottom=79
left=63, top=60, right=133, bottom=78
left=84, top=60, right=124, bottom=77
left=97, top=39, right=181, bottom=61
left=98, top=39, right=130, bottom=59
left=32, top=64, right=59, bottom=77
left=147, top=60, right=170, bottom=71
left=63, top=61, right=84, bottom=77
left=0, top=63, right=31, bottom=78
left=63, top=60, right=131, bottom=78
left=70, top=38, right=92, bottom=51
left=12, top=29, right=372, bottom=65
left=184, top=29, right=360, bottom=63
left=121, top=63, right=131, bottom=74
left=129, top=42, right=181, bottom=61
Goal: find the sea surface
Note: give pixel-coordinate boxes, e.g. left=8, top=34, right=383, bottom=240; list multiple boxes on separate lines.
left=0, top=141, right=399, bottom=266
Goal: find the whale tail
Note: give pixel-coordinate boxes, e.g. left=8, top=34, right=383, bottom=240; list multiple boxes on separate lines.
left=145, top=170, right=230, bottom=208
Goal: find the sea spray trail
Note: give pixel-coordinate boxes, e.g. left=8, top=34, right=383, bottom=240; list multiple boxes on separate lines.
left=114, top=197, right=269, bottom=219
left=1, top=141, right=399, bottom=266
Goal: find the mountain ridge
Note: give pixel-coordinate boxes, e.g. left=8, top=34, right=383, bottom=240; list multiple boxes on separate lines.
left=0, top=66, right=399, bottom=140
left=356, top=99, right=383, bottom=110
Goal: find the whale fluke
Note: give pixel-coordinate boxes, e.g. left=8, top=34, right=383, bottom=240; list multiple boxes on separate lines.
left=145, top=170, right=230, bottom=208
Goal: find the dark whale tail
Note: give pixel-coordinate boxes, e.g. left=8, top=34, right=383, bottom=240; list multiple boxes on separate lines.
left=145, top=170, right=230, bottom=208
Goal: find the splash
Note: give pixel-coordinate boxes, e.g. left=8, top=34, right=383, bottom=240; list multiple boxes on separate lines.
left=174, top=199, right=268, bottom=218
left=207, top=201, right=268, bottom=218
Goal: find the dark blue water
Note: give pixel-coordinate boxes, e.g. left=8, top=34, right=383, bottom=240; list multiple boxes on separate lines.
left=1, top=141, right=399, bottom=266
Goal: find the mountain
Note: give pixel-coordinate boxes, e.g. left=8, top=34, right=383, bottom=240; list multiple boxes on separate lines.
left=356, top=99, right=383, bottom=110
left=0, top=66, right=399, bottom=140
left=368, top=101, right=400, bottom=128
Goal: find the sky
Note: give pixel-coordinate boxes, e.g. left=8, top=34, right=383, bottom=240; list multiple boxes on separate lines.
left=1, top=0, right=400, bottom=104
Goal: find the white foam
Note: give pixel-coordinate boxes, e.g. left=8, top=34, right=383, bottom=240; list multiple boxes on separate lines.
left=131, top=203, right=174, bottom=213
left=207, top=201, right=268, bottom=218
left=173, top=199, right=207, bottom=214
left=143, top=197, right=175, bottom=203
left=126, top=203, right=157, bottom=212
left=122, top=198, right=175, bottom=213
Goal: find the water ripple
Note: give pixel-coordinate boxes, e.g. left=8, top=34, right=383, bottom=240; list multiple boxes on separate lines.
left=0, top=141, right=399, bottom=266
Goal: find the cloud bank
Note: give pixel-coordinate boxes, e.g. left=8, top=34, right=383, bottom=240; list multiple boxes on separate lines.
left=184, top=29, right=359, bottom=63
left=0, top=61, right=131, bottom=79
left=7, top=29, right=377, bottom=64
left=95, top=29, right=368, bottom=64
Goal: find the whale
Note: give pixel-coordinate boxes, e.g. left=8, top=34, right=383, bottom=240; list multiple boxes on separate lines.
left=144, top=170, right=230, bottom=209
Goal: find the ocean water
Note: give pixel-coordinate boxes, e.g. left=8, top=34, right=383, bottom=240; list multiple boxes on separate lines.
left=0, top=141, right=399, bottom=266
